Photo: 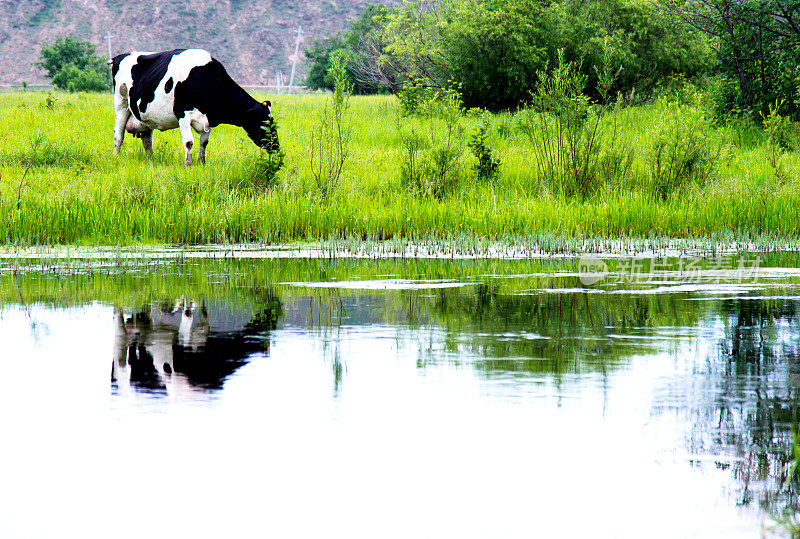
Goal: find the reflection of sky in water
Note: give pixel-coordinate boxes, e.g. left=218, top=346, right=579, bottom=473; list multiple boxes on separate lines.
left=1, top=291, right=789, bottom=539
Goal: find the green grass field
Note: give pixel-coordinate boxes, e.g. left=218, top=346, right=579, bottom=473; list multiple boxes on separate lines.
left=0, top=90, right=798, bottom=248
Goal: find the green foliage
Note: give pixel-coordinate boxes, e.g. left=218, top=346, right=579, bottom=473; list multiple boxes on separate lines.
left=397, top=78, right=437, bottom=117
left=1, top=91, right=800, bottom=245
left=304, top=4, right=389, bottom=94
left=647, top=99, right=718, bottom=199
left=309, top=53, right=353, bottom=197
left=562, top=0, right=712, bottom=101
left=248, top=116, right=285, bottom=191
left=42, top=91, right=57, bottom=111
left=760, top=100, right=797, bottom=180
left=305, top=35, right=347, bottom=91
left=52, top=64, right=108, bottom=93
left=762, top=100, right=799, bottom=152
left=366, top=0, right=712, bottom=110
left=468, top=116, right=500, bottom=182
left=247, top=149, right=285, bottom=191
left=439, top=0, right=553, bottom=110
left=37, top=35, right=109, bottom=92
left=399, top=86, right=466, bottom=199
left=521, top=51, right=604, bottom=198
left=666, top=0, right=800, bottom=119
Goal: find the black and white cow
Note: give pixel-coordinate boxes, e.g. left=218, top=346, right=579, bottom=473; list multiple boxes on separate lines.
left=110, top=48, right=279, bottom=166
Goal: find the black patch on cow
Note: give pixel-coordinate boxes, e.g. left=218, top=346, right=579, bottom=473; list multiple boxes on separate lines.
left=110, top=53, right=130, bottom=85
left=173, top=58, right=257, bottom=128
left=129, top=49, right=185, bottom=120
left=164, top=77, right=173, bottom=93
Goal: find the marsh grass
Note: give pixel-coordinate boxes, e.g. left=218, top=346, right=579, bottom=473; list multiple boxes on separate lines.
left=0, top=89, right=798, bottom=247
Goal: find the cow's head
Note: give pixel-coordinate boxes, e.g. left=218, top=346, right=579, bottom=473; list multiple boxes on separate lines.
left=245, top=100, right=280, bottom=153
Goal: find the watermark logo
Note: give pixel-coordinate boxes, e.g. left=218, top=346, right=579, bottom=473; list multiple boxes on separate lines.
left=578, top=255, right=763, bottom=287
left=578, top=256, right=610, bottom=285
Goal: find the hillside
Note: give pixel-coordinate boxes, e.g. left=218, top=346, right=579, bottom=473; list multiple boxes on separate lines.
left=0, top=0, right=395, bottom=87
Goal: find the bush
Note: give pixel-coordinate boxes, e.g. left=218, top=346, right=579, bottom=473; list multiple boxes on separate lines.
left=248, top=149, right=285, bottom=191
left=399, top=87, right=466, bottom=199
left=37, top=36, right=109, bottom=92
left=362, top=0, right=712, bottom=110
left=309, top=53, right=353, bottom=198
left=665, top=0, right=800, bottom=120
left=520, top=51, right=603, bottom=198
left=304, top=4, right=390, bottom=94
left=647, top=100, right=718, bottom=199
left=468, top=116, right=500, bottom=182
left=397, top=78, right=437, bottom=117
left=52, top=64, right=108, bottom=93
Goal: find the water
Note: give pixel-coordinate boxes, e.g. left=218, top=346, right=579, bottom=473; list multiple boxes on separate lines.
left=1, top=254, right=799, bottom=538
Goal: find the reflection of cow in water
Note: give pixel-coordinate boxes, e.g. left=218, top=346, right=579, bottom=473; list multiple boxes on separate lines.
left=112, top=297, right=282, bottom=398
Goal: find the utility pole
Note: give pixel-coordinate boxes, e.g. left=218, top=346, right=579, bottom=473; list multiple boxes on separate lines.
left=106, top=30, right=114, bottom=92
left=106, top=30, right=113, bottom=61
left=288, top=26, right=303, bottom=93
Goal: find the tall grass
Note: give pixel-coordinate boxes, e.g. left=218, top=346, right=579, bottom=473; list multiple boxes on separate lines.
left=0, top=89, right=798, bottom=247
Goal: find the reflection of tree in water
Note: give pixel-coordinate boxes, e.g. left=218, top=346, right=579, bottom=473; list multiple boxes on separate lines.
left=430, top=284, right=699, bottom=376
left=653, top=298, right=800, bottom=516
left=112, top=291, right=283, bottom=397
left=292, top=283, right=701, bottom=381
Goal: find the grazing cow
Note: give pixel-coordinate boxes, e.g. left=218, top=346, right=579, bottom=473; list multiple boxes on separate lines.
left=109, top=48, right=279, bottom=166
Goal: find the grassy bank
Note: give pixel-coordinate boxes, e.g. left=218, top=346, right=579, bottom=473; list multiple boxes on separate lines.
left=0, top=90, right=798, bottom=247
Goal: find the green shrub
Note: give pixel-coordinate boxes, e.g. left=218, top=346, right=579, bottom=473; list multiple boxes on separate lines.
left=37, top=36, right=109, bottom=93
left=309, top=53, right=353, bottom=198
left=53, top=63, right=108, bottom=93
left=248, top=149, right=285, bottom=191
left=365, top=0, right=712, bottom=110
left=762, top=100, right=799, bottom=152
left=521, top=51, right=603, bottom=198
left=399, top=86, right=466, bottom=199
left=647, top=100, right=718, bottom=199
left=397, top=78, right=435, bottom=117
left=468, top=117, right=500, bottom=182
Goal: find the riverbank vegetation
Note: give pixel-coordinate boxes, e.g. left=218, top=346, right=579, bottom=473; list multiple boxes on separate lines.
left=0, top=84, right=798, bottom=246
left=2, top=0, right=800, bottom=248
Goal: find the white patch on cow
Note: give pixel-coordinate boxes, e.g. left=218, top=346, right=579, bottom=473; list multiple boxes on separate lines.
left=113, top=52, right=152, bottom=107
left=133, top=49, right=213, bottom=132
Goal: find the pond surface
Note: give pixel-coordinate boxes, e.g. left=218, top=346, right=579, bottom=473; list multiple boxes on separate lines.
left=1, top=254, right=799, bottom=538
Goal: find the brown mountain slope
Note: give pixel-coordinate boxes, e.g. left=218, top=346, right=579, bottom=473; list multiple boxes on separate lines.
left=0, top=0, right=395, bottom=86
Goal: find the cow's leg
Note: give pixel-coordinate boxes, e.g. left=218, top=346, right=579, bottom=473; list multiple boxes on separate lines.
left=191, top=114, right=211, bottom=165
left=140, top=130, right=153, bottom=153
left=198, top=128, right=211, bottom=165
left=178, top=116, right=194, bottom=167
left=114, top=110, right=129, bottom=154
left=113, top=83, right=129, bottom=154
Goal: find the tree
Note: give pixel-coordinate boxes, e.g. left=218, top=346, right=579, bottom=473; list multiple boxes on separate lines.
left=661, top=0, right=800, bottom=118
left=359, top=0, right=712, bottom=110
left=304, top=4, right=390, bottom=94
left=37, top=35, right=109, bottom=92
